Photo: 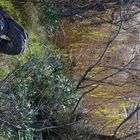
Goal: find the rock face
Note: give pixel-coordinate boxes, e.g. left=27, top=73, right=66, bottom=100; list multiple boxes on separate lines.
left=0, top=8, right=27, bottom=55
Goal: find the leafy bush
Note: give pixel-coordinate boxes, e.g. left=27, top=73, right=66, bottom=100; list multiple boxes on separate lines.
left=0, top=44, right=77, bottom=139
left=0, top=1, right=79, bottom=139
left=40, top=0, right=60, bottom=38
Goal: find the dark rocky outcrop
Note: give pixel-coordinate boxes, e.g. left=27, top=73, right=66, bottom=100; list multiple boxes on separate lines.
left=0, top=7, right=27, bottom=55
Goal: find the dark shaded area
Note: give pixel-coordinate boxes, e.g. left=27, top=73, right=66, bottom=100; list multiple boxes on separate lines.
left=59, top=0, right=140, bottom=18
left=94, top=134, right=120, bottom=140
left=0, top=7, right=27, bottom=55
left=59, top=3, right=105, bottom=17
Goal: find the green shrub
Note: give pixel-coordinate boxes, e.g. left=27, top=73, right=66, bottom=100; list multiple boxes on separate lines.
left=40, top=0, right=60, bottom=38
left=0, top=44, right=77, bottom=140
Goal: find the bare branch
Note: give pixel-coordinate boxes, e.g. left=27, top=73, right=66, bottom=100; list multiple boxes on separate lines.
left=113, top=104, right=140, bottom=137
